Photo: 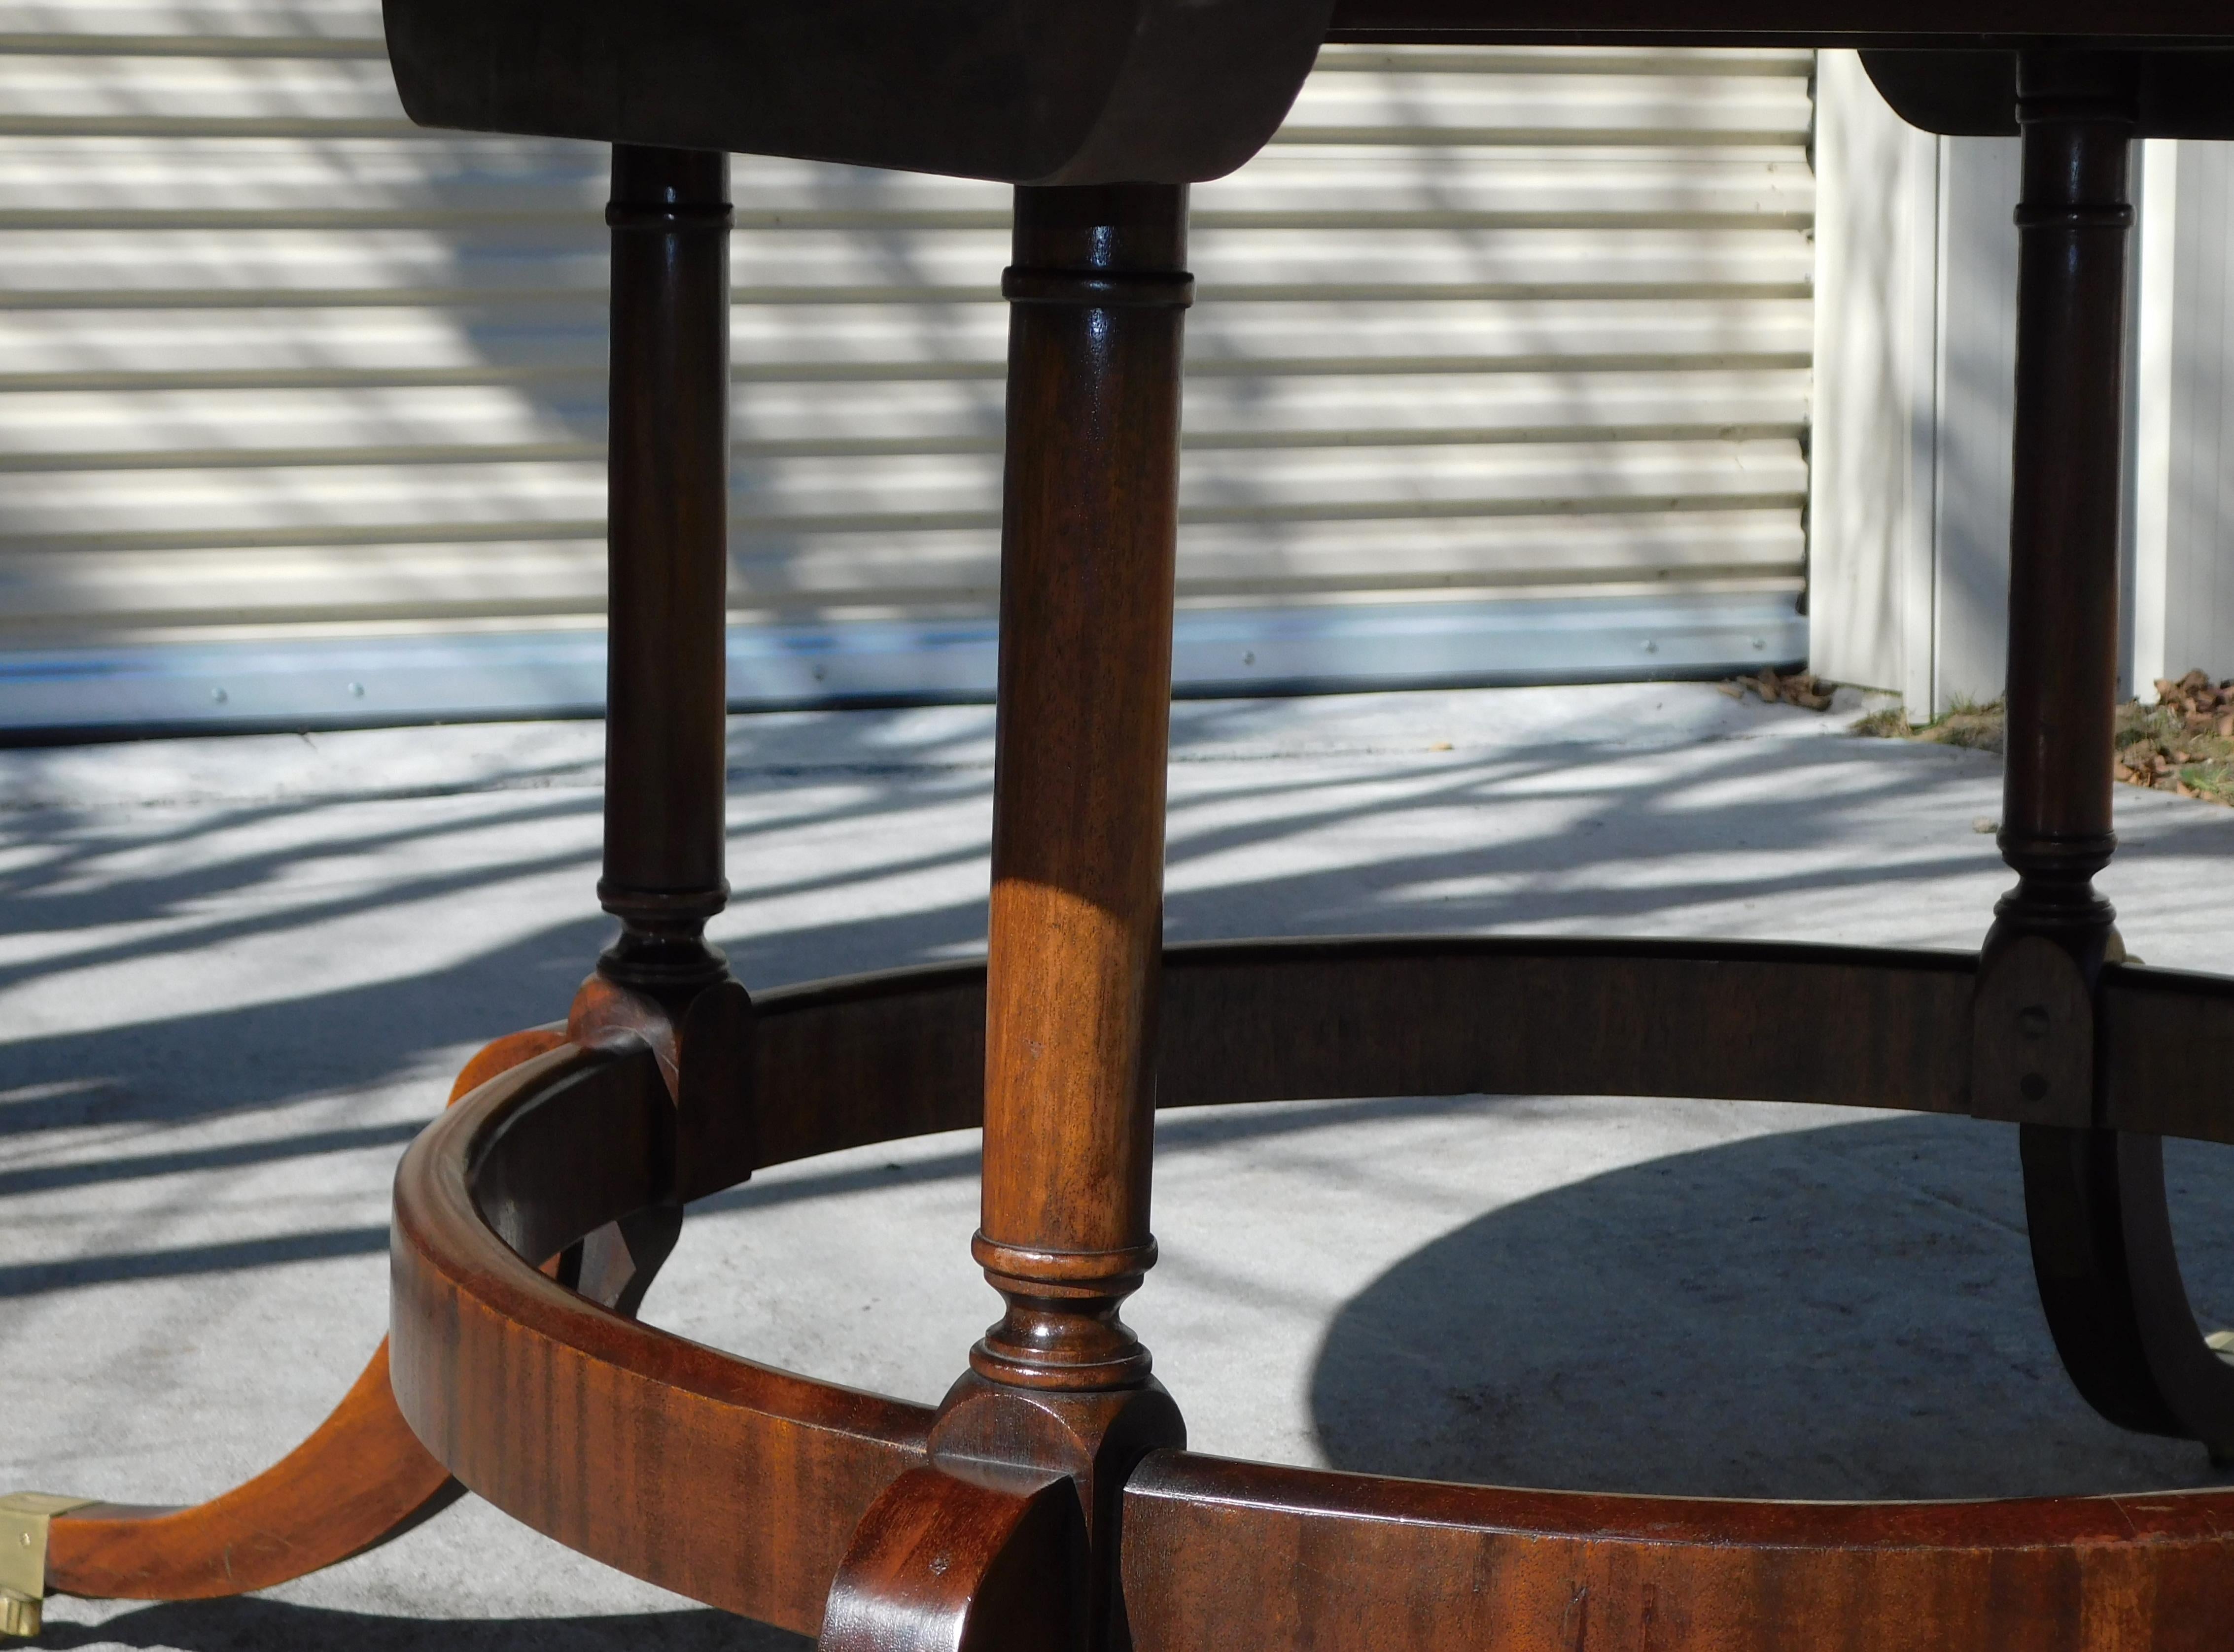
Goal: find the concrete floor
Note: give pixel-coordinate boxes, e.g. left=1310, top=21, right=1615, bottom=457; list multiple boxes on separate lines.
left=4, top=682, right=2234, bottom=1650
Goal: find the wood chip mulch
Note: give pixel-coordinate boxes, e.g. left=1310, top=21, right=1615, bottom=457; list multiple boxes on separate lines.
left=1721, top=668, right=1836, bottom=711
left=2114, top=671, right=2234, bottom=801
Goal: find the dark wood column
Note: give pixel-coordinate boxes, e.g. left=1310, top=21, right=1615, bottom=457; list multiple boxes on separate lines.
left=836, top=183, right=1197, bottom=1652
left=971, top=184, right=1192, bottom=1396
left=1973, top=56, right=2133, bottom=1135
left=1993, top=54, right=2130, bottom=948
left=596, top=145, right=735, bottom=995
left=1988, top=54, right=2234, bottom=1460
left=570, top=143, right=752, bottom=1221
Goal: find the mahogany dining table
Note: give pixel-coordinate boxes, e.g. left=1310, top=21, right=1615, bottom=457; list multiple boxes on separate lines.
left=9, top=4, right=2234, bottom=1648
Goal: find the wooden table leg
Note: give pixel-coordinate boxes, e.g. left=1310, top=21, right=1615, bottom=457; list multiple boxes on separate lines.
left=590, top=143, right=735, bottom=1002
left=17, top=146, right=748, bottom=1632
left=972, top=183, right=1193, bottom=1401
left=1978, top=51, right=2234, bottom=1459
left=821, top=184, right=1193, bottom=1652
left=568, top=143, right=755, bottom=1199
left=23, top=1029, right=555, bottom=1622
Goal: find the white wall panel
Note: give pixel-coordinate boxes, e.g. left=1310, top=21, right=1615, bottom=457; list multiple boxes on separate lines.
left=1810, top=55, right=2038, bottom=714
left=1928, top=138, right=2023, bottom=712
left=1809, top=54, right=2234, bottom=713
left=0, top=7, right=1814, bottom=730
left=2133, top=140, right=2234, bottom=689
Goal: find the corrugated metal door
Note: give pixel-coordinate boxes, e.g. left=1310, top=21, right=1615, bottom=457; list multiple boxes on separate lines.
left=0, top=3, right=1813, bottom=731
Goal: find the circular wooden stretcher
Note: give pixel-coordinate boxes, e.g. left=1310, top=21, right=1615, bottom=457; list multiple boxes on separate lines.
left=388, top=939, right=2234, bottom=1650
left=22, top=21, right=2234, bottom=1650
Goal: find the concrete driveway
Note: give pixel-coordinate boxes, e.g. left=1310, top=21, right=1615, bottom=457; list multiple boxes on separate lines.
left=5, top=683, right=2233, bottom=1650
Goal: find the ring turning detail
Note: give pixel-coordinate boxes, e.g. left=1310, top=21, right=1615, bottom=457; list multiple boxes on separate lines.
left=19, top=12, right=2234, bottom=1651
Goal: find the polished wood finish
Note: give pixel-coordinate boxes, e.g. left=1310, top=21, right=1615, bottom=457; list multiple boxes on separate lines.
left=821, top=1468, right=1087, bottom=1652
left=450, top=1026, right=572, bottom=1102
left=925, top=1378, right=1183, bottom=1652
left=1326, top=0, right=2234, bottom=47
left=379, top=951, right=2234, bottom=1650
left=741, top=937, right=1983, bottom=1194
left=425, top=951, right=2234, bottom=1224
left=44, top=16, right=2234, bottom=1651
left=41, top=1344, right=456, bottom=1603
left=743, top=941, right=2234, bottom=1157
left=1122, top=1452, right=2234, bottom=1652
left=378, top=24, right=2234, bottom=1652
left=2023, top=1126, right=2234, bottom=1458
left=381, top=0, right=2234, bottom=181
left=380, top=0, right=1333, bottom=186
left=40, top=1025, right=562, bottom=1602
left=975, top=184, right=1190, bottom=1399
left=1859, top=48, right=2234, bottom=139
left=389, top=1042, right=932, bottom=1638
left=749, top=943, right=2234, bottom=1153
left=825, top=180, right=1201, bottom=1652
left=1996, top=54, right=2130, bottom=918
left=597, top=144, right=733, bottom=998
left=1941, top=53, right=2234, bottom=1460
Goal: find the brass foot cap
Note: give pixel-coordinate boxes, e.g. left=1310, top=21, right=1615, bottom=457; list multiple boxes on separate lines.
left=0, top=1492, right=97, bottom=1640
left=0, top=1588, right=40, bottom=1639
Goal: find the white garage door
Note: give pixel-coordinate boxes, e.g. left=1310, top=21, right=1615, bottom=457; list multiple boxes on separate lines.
left=0, top=2, right=1814, bottom=731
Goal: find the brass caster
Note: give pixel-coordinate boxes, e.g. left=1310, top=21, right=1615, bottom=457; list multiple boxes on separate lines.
left=0, top=1494, right=97, bottom=1640
left=0, top=1588, right=41, bottom=1639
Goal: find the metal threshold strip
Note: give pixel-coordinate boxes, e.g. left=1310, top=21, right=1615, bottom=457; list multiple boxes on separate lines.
left=0, top=593, right=1805, bottom=739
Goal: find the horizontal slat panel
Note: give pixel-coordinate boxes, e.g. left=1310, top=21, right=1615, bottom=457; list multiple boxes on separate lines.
left=0, top=230, right=1813, bottom=304
left=0, top=191, right=1810, bottom=235
left=0, top=512, right=1803, bottom=636
left=0, top=3, right=381, bottom=38
left=0, top=438, right=1802, bottom=539
left=0, top=372, right=1806, bottom=464
left=0, top=14, right=1815, bottom=711
left=0, top=299, right=1811, bottom=375
left=1277, top=72, right=1813, bottom=142
left=1310, top=46, right=1815, bottom=75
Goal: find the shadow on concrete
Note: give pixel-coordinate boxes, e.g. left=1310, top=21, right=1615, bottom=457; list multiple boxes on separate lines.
left=0, top=704, right=2027, bottom=1142
left=0, top=1226, right=389, bottom=1298
left=38, top=1599, right=805, bottom=1652
left=1308, top=1111, right=2234, bottom=1502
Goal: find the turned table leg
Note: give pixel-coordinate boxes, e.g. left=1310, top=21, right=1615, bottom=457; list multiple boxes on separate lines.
left=971, top=184, right=1194, bottom=1401
left=570, top=145, right=754, bottom=1209
left=821, top=184, right=1193, bottom=1652
left=1980, top=53, right=2234, bottom=1458
left=11, top=145, right=748, bottom=1631
left=593, top=145, right=734, bottom=1000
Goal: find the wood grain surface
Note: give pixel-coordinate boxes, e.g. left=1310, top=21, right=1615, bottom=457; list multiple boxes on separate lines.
left=1122, top=1450, right=2234, bottom=1652
left=820, top=1466, right=1087, bottom=1652
left=378, top=945, right=2234, bottom=1643
left=109, top=18, right=2234, bottom=1646
left=388, top=1041, right=933, bottom=1638
left=595, top=145, right=734, bottom=1000
left=41, top=1025, right=565, bottom=1601
left=974, top=184, right=1191, bottom=1395
left=731, top=941, right=2234, bottom=1181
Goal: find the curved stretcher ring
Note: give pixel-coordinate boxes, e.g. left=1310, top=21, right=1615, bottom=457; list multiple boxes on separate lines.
left=391, top=937, right=2234, bottom=1647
